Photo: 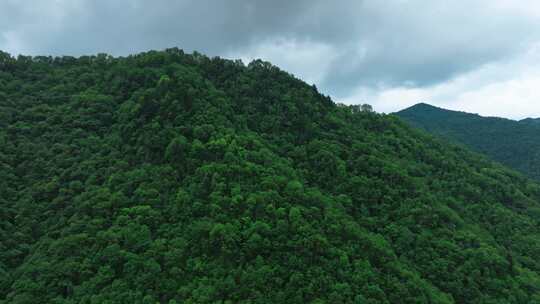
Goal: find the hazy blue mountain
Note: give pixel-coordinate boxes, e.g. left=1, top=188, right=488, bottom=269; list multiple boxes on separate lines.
left=520, top=117, right=540, bottom=125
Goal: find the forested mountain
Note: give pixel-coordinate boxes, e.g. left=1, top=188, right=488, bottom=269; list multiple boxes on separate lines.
left=520, top=117, right=540, bottom=125
left=396, top=103, right=540, bottom=181
left=1, top=49, right=540, bottom=303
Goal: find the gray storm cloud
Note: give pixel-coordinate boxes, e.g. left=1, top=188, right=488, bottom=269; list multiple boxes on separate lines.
left=1, top=0, right=540, bottom=117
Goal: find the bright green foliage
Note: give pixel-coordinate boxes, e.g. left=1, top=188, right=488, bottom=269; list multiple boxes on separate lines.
left=397, top=103, right=540, bottom=181
left=1, top=50, right=540, bottom=303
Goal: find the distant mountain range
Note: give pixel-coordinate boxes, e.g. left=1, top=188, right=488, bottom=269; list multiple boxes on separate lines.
left=521, top=117, right=540, bottom=125
left=396, top=103, right=540, bottom=181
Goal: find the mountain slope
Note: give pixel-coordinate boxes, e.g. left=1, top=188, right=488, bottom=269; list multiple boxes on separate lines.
left=1, top=50, right=540, bottom=303
left=520, top=117, right=540, bottom=125
left=396, top=103, right=540, bottom=181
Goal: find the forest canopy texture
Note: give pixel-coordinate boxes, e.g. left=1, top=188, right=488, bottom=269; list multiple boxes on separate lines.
left=1, top=49, right=540, bottom=303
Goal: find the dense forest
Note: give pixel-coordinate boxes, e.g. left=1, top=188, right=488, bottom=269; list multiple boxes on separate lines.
left=1, top=49, right=540, bottom=303
left=397, top=103, right=540, bottom=181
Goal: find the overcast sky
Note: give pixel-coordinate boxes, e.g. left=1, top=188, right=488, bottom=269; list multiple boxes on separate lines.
left=1, top=0, right=540, bottom=119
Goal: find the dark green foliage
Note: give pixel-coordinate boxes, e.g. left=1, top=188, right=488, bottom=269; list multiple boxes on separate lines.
left=396, top=103, right=540, bottom=181
left=1, top=49, right=540, bottom=303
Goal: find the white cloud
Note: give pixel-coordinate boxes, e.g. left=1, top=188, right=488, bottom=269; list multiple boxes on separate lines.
left=340, top=43, right=540, bottom=119
left=227, top=38, right=339, bottom=85
left=2, top=0, right=540, bottom=119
